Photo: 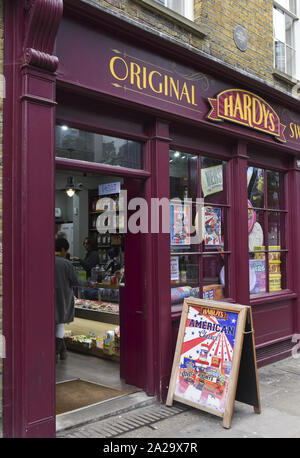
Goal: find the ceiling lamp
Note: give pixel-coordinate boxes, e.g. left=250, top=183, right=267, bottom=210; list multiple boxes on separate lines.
left=65, top=176, right=76, bottom=197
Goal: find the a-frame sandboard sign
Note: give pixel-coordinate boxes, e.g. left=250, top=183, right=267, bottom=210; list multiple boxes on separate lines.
left=166, top=298, right=261, bottom=428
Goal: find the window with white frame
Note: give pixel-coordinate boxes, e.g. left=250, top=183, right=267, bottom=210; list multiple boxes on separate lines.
left=273, top=1, right=298, bottom=77
left=154, top=0, right=194, bottom=21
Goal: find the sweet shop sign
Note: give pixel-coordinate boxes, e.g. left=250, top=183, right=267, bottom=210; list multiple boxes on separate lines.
left=207, top=89, right=286, bottom=143
left=166, top=298, right=261, bottom=428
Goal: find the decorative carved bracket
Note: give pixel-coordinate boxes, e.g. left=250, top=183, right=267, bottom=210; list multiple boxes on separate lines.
left=23, top=0, right=63, bottom=72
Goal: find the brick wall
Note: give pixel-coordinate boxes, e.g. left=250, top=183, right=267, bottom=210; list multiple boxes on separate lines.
left=195, top=0, right=274, bottom=79
left=84, top=0, right=295, bottom=94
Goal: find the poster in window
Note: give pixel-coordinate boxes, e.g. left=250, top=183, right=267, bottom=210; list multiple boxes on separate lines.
left=249, top=259, right=266, bottom=294
left=204, top=207, right=222, bottom=246
left=171, top=204, right=191, bottom=246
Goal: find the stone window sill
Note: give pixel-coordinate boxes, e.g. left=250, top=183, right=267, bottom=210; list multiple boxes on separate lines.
left=132, top=0, right=208, bottom=38
left=272, top=68, right=299, bottom=86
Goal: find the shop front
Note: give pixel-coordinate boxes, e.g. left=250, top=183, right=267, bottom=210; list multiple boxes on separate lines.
left=3, top=0, right=300, bottom=438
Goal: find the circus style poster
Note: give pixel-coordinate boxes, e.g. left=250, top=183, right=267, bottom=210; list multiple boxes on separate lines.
left=173, top=303, right=238, bottom=413
left=170, top=203, right=191, bottom=246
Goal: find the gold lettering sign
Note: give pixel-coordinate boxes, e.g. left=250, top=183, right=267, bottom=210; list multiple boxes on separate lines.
left=207, top=89, right=286, bottom=143
left=109, top=51, right=198, bottom=111
left=289, top=122, right=300, bottom=141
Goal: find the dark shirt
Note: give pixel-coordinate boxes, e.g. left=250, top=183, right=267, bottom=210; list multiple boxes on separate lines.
left=104, top=257, right=122, bottom=275
left=79, top=250, right=99, bottom=278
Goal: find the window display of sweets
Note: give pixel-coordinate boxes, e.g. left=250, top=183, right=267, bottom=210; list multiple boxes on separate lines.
left=66, top=326, right=120, bottom=358
left=75, top=298, right=119, bottom=313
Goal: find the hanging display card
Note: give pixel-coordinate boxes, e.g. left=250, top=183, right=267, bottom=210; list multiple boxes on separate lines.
left=98, top=181, right=120, bottom=195
left=201, top=165, right=223, bottom=197
left=170, top=256, right=180, bottom=282
left=204, top=207, right=222, bottom=245
left=166, top=298, right=261, bottom=428
left=170, top=203, right=191, bottom=246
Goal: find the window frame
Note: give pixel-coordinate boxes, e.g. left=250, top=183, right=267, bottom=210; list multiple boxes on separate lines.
left=247, top=165, right=289, bottom=298
left=273, top=1, right=298, bottom=78
left=169, top=150, right=232, bottom=309
left=132, top=0, right=207, bottom=39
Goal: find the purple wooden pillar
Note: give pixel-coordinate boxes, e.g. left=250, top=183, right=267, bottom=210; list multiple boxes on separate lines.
left=3, top=0, right=63, bottom=438
left=287, top=160, right=300, bottom=335
left=144, top=120, right=172, bottom=401
left=231, top=142, right=250, bottom=305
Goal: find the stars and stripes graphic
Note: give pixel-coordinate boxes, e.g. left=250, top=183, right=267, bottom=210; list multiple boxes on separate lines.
left=175, top=305, right=238, bottom=412
left=181, top=306, right=237, bottom=365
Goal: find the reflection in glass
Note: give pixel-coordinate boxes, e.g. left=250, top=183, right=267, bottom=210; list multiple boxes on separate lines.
left=267, top=170, right=282, bottom=209
left=56, top=126, right=143, bottom=169
left=169, top=150, right=197, bottom=201
left=286, top=45, right=296, bottom=78
left=268, top=212, right=282, bottom=246
left=203, top=254, right=225, bottom=300
left=249, top=256, right=266, bottom=295
left=274, top=40, right=285, bottom=73
left=248, top=167, right=264, bottom=208
left=170, top=254, right=199, bottom=286
left=248, top=209, right=264, bottom=253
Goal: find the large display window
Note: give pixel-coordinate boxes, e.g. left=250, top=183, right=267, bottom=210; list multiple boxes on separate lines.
left=247, top=167, right=287, bottom=295
left=169, top=150, right=230, bottom=310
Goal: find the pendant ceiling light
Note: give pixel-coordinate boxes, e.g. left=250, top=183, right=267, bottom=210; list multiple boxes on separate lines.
left=65, top=176, right=76, bottom=197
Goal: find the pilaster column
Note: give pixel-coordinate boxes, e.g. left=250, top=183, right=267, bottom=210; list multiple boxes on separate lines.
left=3, top=0, right=63, bottom=438
left=230, top=142, right=250, bottom=305
left=144, top=119, right=172, bottom=401
left=287, top=158, right=300, bottom=335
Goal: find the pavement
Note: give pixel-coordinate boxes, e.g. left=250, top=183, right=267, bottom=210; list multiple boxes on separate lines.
left=57, top=355, right=300, bottom=439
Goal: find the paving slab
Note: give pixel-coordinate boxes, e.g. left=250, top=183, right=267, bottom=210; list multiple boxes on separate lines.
left=57, top=356, right=300, bottom=439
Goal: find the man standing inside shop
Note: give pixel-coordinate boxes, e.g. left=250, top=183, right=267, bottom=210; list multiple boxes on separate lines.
left=55, top=237, right=93, bottom=362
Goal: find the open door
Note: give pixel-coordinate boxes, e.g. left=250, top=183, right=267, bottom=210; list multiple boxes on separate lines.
left=119, top=178, right=146, bottom=389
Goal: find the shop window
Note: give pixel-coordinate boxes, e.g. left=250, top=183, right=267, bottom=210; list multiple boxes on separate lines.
left=55, top=125, right=143, bottom=170
left=248, top=167, right=287, bottom=296
left=273, top=1, right=298, bottom=77
left=170, top=151, right=229, bottom=310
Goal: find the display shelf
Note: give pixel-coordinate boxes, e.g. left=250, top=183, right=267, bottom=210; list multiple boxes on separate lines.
left=64, top=318, right=120, bottom=361
left=75, top=307, right=119, bottom=325
left=89, top=188, right=124, bottom=245
left=65, top=339, right=120, bottom=361
left=94, top=282, right=120, bottom=289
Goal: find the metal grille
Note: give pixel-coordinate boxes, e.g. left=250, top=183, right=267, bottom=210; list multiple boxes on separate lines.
left=58, top=403, right=188, bottom=438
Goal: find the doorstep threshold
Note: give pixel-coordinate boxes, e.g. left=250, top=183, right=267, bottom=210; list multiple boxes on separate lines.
left=56, top=391, right=156, bottom=434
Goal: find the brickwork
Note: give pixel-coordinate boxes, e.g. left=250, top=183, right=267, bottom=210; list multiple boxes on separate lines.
left=84, top=0, right=297, bottom=94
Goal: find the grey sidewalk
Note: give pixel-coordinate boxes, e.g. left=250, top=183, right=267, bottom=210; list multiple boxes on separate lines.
left=57, top=355, right=300, bottom=439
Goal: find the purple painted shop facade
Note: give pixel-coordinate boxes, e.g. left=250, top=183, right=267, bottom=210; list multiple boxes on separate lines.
left=3, top=0, right=300, bottom=438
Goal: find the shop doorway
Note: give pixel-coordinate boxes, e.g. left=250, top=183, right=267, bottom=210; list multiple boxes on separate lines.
left=55, top=168, right=145, bottom=417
